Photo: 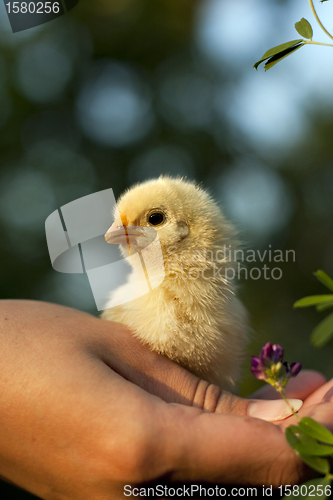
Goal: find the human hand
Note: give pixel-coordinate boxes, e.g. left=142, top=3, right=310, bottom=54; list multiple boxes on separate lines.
left=0, top=300, right=330, bottom=499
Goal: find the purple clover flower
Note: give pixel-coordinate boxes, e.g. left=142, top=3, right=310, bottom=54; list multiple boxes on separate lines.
left=250, top=356, right=267, bottom=381
left=251, top=342, right=302, bottom=388
left=272, top=344, right=284, bottom=364
left=253, top=342, right=284, bottom=374
left=290, top=362, right=302, bottom=376
left=285, top=361, right=302, bottom=378
left=259, top=342, right=273, bottom=366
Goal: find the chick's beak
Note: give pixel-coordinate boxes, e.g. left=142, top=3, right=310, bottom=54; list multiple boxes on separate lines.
left=104, top=216, right=142, bottom=245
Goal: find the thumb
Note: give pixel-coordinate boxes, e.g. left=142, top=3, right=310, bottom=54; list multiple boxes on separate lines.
left=213, top=389, right=302, bottom=421
left=98, top=320, right=303, bottom=422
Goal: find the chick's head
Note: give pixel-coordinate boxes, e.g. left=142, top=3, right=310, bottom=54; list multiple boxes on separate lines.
left=105, top=177, right=237, bottom=268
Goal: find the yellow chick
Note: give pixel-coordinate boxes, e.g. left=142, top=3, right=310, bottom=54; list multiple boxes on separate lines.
left=101, top=177, right=249, bottom=391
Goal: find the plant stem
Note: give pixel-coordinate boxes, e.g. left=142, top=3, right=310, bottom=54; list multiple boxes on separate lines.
left=277, top=387, right=301, bottom=420
left=308, top=0, right=333, bottom=41
left=305, top=40, right=333, bottom=47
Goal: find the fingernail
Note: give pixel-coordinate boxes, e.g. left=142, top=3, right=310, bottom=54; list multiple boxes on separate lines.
left=248, top=399, right=303, bottom=422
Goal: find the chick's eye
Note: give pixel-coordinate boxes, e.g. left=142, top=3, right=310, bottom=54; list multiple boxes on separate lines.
left=148, top=212, right=165, bottom=226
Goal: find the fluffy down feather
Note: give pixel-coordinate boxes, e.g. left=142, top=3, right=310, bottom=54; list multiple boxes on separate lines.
left=102, top=177, right=249, bottom=391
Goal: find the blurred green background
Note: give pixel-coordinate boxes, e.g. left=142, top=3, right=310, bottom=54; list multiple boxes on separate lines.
left=0, top=0, right=333, bottom=402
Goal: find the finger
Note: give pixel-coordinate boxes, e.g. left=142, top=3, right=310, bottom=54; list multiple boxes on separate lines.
left=251, top=370, right=327, bottom=401
left=281, top=399, right=333, bottom=435
left=161, top=402, right=308, bottom=487
left=87, top=313, right=302, bottom=420
left=316, top=379, right=333, bottom=403
left=1, top=301, right=302, bottom=423
left=168, top=396, right=333, bottom=487
left=0, top=300, right=309, bottom=493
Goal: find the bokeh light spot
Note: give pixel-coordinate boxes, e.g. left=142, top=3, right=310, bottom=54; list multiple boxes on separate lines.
left=77, top=61, right=153, bottom=147
left=15, top=40, right=73, bottom=103
left=0, top=170, right=56, bottom=231
left=218, top=164, right=294, bottom=239
left=127, top=145, right=196, bottom=183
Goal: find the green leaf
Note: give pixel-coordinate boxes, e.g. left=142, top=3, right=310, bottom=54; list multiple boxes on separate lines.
left=286, top=425, right=300, bottom=448
left=286, top=425, right=333, bottom=455
left=317, top=299, right=333, bottom=312
left=298, top=454, right=330, bottom=475
left=281, top=477, right=332, bottom=500
left=311, top=311, right=333, bottom=347
left=314, top=270, right=333, bottom=293
left=295, top=18, right=313, bottom=39
left=253, top=40, right=304, bottom=70
left=294, top=295, right=333, bottom=308
left=298, top=417, right=333, bottom=445
left=264, top=44, right=305, bottom=71
left=286, top=424, right=299, bottom=447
